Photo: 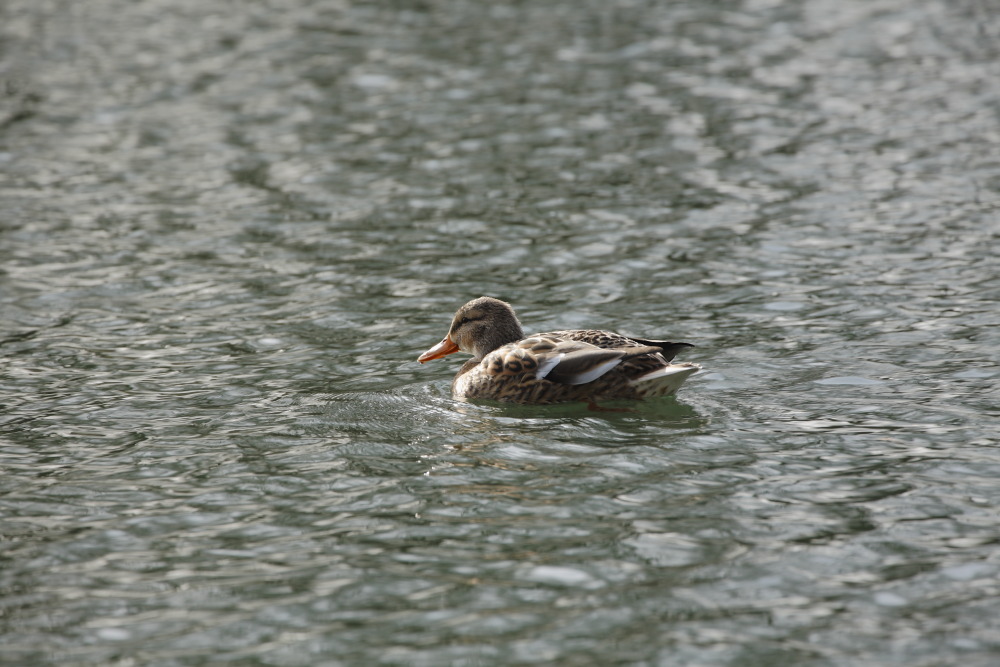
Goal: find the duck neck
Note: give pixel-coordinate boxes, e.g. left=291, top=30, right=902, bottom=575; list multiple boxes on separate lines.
left=473, top=321, right=524, bottom=360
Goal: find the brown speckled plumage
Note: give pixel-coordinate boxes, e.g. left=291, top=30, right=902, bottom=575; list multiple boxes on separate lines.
left=418, top=297, right=700, bottom=405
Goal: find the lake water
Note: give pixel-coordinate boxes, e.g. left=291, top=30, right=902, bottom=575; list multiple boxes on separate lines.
left=2, top=0, right=999, bottom=664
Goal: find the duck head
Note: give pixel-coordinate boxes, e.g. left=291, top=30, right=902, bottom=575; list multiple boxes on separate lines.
left=418, top=296, right=525, bottom=362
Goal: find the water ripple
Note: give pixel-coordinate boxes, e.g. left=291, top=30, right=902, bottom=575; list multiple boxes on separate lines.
left=3, top=0, right=1000, bottom=664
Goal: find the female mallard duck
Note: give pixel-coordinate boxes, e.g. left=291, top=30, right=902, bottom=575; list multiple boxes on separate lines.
left=417, top=297, right=699, bottom=405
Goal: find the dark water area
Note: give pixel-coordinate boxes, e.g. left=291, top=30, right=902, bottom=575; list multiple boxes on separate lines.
left=2, top=0, right=999, bottom=664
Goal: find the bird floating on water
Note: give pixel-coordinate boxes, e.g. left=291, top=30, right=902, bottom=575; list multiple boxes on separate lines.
left=417, top=296, right=700, bottom=406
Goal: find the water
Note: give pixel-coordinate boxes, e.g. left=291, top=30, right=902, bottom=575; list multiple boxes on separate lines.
left=2, top=0, right=999, bottom=664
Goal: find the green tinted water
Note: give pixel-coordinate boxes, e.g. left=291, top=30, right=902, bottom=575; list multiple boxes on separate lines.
left=1, top=0, right=998, bottom=664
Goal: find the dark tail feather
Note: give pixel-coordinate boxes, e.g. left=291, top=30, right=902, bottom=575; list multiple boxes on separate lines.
left=629, top=339, right=694, bottom=362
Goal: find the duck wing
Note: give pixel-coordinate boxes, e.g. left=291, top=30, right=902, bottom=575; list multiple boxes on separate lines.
left=483, top=336, right=662, bottom=386
left=541, top=345, right=664, bottom=385
left=541, top=329, right=693, bottom=362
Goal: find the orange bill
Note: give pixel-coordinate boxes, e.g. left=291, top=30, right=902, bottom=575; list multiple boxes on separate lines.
left=418, top=336, right=459, bottom=363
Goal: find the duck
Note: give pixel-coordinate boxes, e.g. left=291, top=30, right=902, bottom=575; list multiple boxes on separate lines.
left=417, top=296, right=700, bottom=405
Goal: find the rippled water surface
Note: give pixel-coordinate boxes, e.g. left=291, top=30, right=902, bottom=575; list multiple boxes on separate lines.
left=2, top=0, right=999, bottom=664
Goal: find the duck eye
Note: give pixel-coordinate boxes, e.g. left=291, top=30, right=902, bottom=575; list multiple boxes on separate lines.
left=459, top=316, right=470, bottom=325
